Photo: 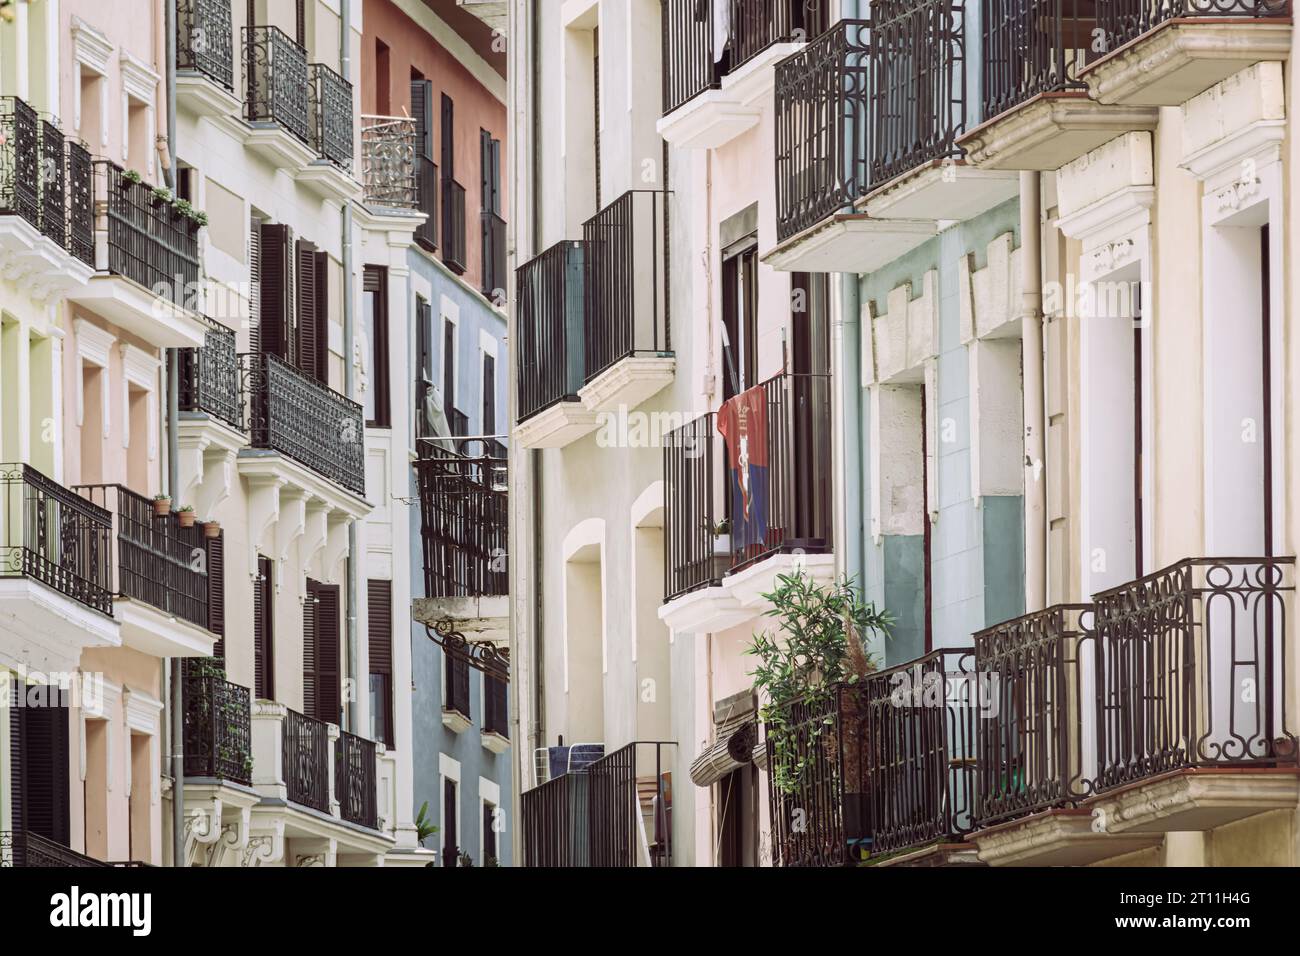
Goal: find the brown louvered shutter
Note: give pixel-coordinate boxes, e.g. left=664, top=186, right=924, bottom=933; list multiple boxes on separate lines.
left=303, top=580, right=319, bottom=719
left=314, top=250, right=330, bottom=383
left=368, top=579, right=393, bottom=746
left=17, top=691, right=71, bottom=846
left=316, top=582, right=342, bottom=725
left=207, top=531, right=226, bottom=658
left=249, top=216, right=262, bottom=353
left=411, top=79, right=432, bottom=159
left=254, top=555, right=275, bottom=699
left=259, top=223, right=293, bottom=361
left=296, top=239, right=318, bottom=378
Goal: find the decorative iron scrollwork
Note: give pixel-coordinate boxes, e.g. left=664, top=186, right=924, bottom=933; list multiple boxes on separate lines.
left=426, top=619, right=509, bottom=682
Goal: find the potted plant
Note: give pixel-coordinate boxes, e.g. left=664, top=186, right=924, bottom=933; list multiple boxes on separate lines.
left=121, top=168, right=144, bottom=188
left=150, top=185, right=172, bottom=207
left=203, top=518, right=222, bottom=539
left=152, top=493, right=172, bottom=517
left=708, top=517, right=732, bottom=578
left=177, top=504, right=196, bottom=528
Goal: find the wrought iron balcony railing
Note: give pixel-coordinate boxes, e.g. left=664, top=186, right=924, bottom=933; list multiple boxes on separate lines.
left=183, top=666, right=253, bottom=784
left=0, top=830, right=110, bottom=868
left=481, top=210, right=507, bottom=301
left=663, top=413, right=722, bottom=601
left=39, top=117, right=66, bottom=248
left=283, top=707, right=331, bottom=813
left=0, top=97, right=40, bottom=232
left=441, top=177, right=468, bottom=274
left=0, top=464, right=113, bottom=616
left=981, top=0, right=1092, bottom=121
left=179, top=317, right=243, bottom=430
left=973, top=604, right=1097, bottom=827
left=243, top=25, right=310, bottom=143
left=516, top=240, right=587, bottom=423
left=415, top=156, right=439, bottom=250
left=1091, top=556, right=1297, bottom=792
left=178, top=0, right=235, bottom=92
left=1097, top=0, right=1290, bottom=66
left=661, top=0, right=832, bottom=115
left=95, top=161, right=202, bottom=308
left=415, top=443, right=508, bottom=599
left=522, top=742, right=674, bottom=867
left=485, top=673, right=509, bottom=738
left=309, top=62, right=354, bottom=170
left=583, top=189, right=670, bottom=383
left=73, top=484, right=212, bottom=631
left=361, top=115, right=418, bottom=208
left=242, top=351, right=366, bottom=496
left=66, top=139, right=95, bottom=267
left=335, top=729, right=379, bottom=829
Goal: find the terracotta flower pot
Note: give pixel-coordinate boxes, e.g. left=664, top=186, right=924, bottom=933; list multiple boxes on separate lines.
left=152, top=498, right=171, bottom=517
left=203, top=520, right=221, bottom=539
left=177, top=511, right=196, bottom=528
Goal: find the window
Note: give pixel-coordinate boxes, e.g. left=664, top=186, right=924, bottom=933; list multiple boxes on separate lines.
left=375, top=39, right=390, bottom=115
left=482, top=352, right=496, bottom=437
left=721, top=240, right=759, bottom=400
left=482, top=801, right=498, bottom=863
left=444, top=649, right=470, bottom=720
left=254, top=555, right=274, bottom=700
left=480, top=130, right=502, bottom=216
left=13, top=685, right=71, bottom=848
left=440, top=93, right=455, bottom=178
left=483, top=672, right=508, bottom=738
left=415, top=297, right=434, bottom=439
left=257, top=224, right=329, bottom=382
left=411, top=79, right=436, bottom=251
left=295, top=0, right=307, bottom=47
left=363, top=267, right=390, bottom=427
left=443, top=778, right=459, bottom=865
left=367, top=579, right=394, bottom=748
left=303, top=579, right=342, bottom=726
left=442, top=315, right=457, bottom=426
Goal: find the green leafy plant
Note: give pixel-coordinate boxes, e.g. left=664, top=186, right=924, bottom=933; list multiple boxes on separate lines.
left=154, top=492, right=171, bottom=501
left=178, top=504, right=195, bottom=513
left=122, top=168, right=144, bottom=185
left=709, top=517, right=731, bottom=536
left=151, top=186, right=172, bottom=204
left=191, top=209, right=209, bottom=227
left=482, top=855, right=500, bottom=868
left=414, top=801, right=438, bottom=845
left=458, top=851, right=474, bottom=868
left=746, top=570, right=890, bottom=797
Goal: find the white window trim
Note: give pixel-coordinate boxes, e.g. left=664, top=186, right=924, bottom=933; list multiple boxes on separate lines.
left=73, top=318, right=114, bottom=439
left=478, top=776, right=501, bottom=862
left=478, top=329, right=499, bottom=436
left=120, top=343, right=161, bottom=460
left=71, top=17, right=112, bottom=149
left=438, top=752, right=461, bottom=861
left=119, top=51, right=161, bottom=175
left=440, top=295, right=460, bottom=413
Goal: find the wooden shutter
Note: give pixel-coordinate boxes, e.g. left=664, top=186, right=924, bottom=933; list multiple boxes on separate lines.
left=305, top=579, right=342, bottom=725
left=480, top=130, right=492, bottom=214
left=254, top=555, right=275, bottom=700
left=314, top=250, right=330, bottom=383
left=415, top=296, right=433, bottom=438
left=411, top=79, right=432, bottom=159
left=443, top=778, right=458, bottom=857
left=207, top=531, right=226, bottom=657
left=249, top=216, right=262, bottom=353
left=259, top=223, right=293, bottom=361
left=303, top=580, right=319, bottom=718
left=367, top=579, right=393, bottom=746
left=17, top=692, right=71, bottom=846
left=483, top=353, right=496, bottom=436
left=295, top=239, right=318, bottom=378
left=443, top=319, right=455, bottom=417
left=440, top=93, right=454, bottom=177
left=364, top=266, right=390, bottom=427
left=295, top=0, right=306, bottom=46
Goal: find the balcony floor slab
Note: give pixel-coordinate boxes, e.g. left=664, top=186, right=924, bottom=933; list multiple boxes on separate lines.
left=863, top=162, right=1021, bottom=224
left=1082, top=20, right=1292, bottom=108
left=957, top=93, right=1160, bottom=171
left=0, top=217, right=95, bottom=302
left=67, top=275, right=207, bottom=348
left=248, top=800, right=393, bottom=862
left=763, top=213, right=937, bottom=274
left=0, top=578, right=120, bottom=675
left=175, top=72, right=242, bottom=118
left=515, top=399, right=600, bottom=450
left=236, top=449, right=372, bottom=522
left=116, top=597, right=218, bottom=660
left=578, top=355, right=676, bottom=414
left=871, top=842, right=985, bottom=867
left=658, top=583, right=750, bottom=635
left=1087, top=767, right=1300, bottom=835
left=969, top=808, right=1162, bottom=866
left=298, top=160, right=363, bottom=206
left=660, top=552, right=835, bottom=635
left=245, top=123, right=318, bottom=171
left=412, top=595, right=508, bottom=647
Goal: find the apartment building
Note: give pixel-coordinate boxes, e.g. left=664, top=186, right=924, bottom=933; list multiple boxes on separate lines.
left=361, top=0, right=512, bottom=868
left=508, top=0, right=1300, bottom=869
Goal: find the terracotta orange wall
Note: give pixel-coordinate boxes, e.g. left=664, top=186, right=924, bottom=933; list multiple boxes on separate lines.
left=360, top=0, right=508, bottom=292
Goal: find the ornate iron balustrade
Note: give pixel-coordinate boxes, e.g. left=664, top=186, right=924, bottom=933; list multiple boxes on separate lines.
left=663, top=413, right=723, bottom=601
left=1091, top=557, right=1298, bottom=792
left=0, top=97, right=40, bottom=232
left=662, top=0, right=831, bottom=115
left=283, top=707, right=330, bottom=813
left=415, top=155, right=439, bottom=250
left=415, top=444, right=508, bottom=599
left=1098, top=0, right=1290, bottom=60
left=582, top=189, right=670, bottom=382
left=309, top=62, right=354, bottom=170
left=335, top=730, right=379, bottom=829
left=871, top=0, right=966, bottom=184
left=445, top=647, right=472, bottom=719
left=774, top=20, right=871, bottom=242
left=441, top=177, right=468, bottom=274
left=243, top=25, right=310, bottom=143
left=0, top=830, right=109, bottom=868
left=65, top=139, right=94, bottom=267
left=178, top=0, right=235, bottom=91
left=516, top=240, right=587, bottom=422
left=361, top=115, right=417, bottom=208
left=0, top=464, right=113, bottom=615
left=95, top=162, right=202, bottom=308
left=481, top=210, right=507, bottom=301
left=38, top=117, right=66, bottom=247
left=242, top=351, right=366, bottom=496
left=179, top=317, right=243, bottom=430
left=973, top=604, right=1098, bottom=827
left=981, top=0, right=1092, bottom=121
left=485, top=673, right=509, bottom=738
left=73, top=484, right=211, bottom=630
left=183, top=667, right=252, bottom=784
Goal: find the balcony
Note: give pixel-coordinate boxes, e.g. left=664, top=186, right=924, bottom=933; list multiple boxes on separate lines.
left=71, top=484, right=218, bottom=659
left=179, top=317, right=243, bottom=432
left=415, top=156, right=439, bottom=252
left=441, top=177, right=468, bottom=274
left=360, top=115, right=418, bottom=210
left=1083, top=0, right=1291, bottom=107
left=183, top=664, right=253, bottom=785
left=660, top=373, right=834, bottom=634
left=766, top=11, right=1016, bottom=273
left=335, top=730, right=379, bottom=830
left=443, top=648, right=472, bottom=733
left=283, top=707, right=331, bottom=813
left=483, top=673, right=509, bottom=753
left=660, top=0, right=832, bottom=149
left=66, top=162, right=208, bottom=348
left=242, top=25, right=316, bottom=168
left=176, top=0, right=239, bottom=116
left=0, top=830, right=110, bottom=868
left=522, top=742, right=675, bottom=867
left=300, top=63, right=361, bottom=203
left=0, top=464, right=119, bottom=674
left=957, top=0, right=1158, bottom=171
left=515, top=240, right=597, bottom=447
left=241, top=351, right=366, bottom=499
left=481, top=210, right=507, bottom=302
left=0, top=98, right=96, bottom=299
left=416, top=443, right=507, bottom=597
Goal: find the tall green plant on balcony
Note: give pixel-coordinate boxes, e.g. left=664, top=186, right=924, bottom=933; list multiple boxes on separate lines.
left=747, top=570, right=890, bottom=797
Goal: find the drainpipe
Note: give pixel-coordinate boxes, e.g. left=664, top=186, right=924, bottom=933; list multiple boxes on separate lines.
left=1020, top=171, right=1046, bottom=611
left=839, top=0, right=865, bottom=593
left=341, top=0, right=359, bottom=734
